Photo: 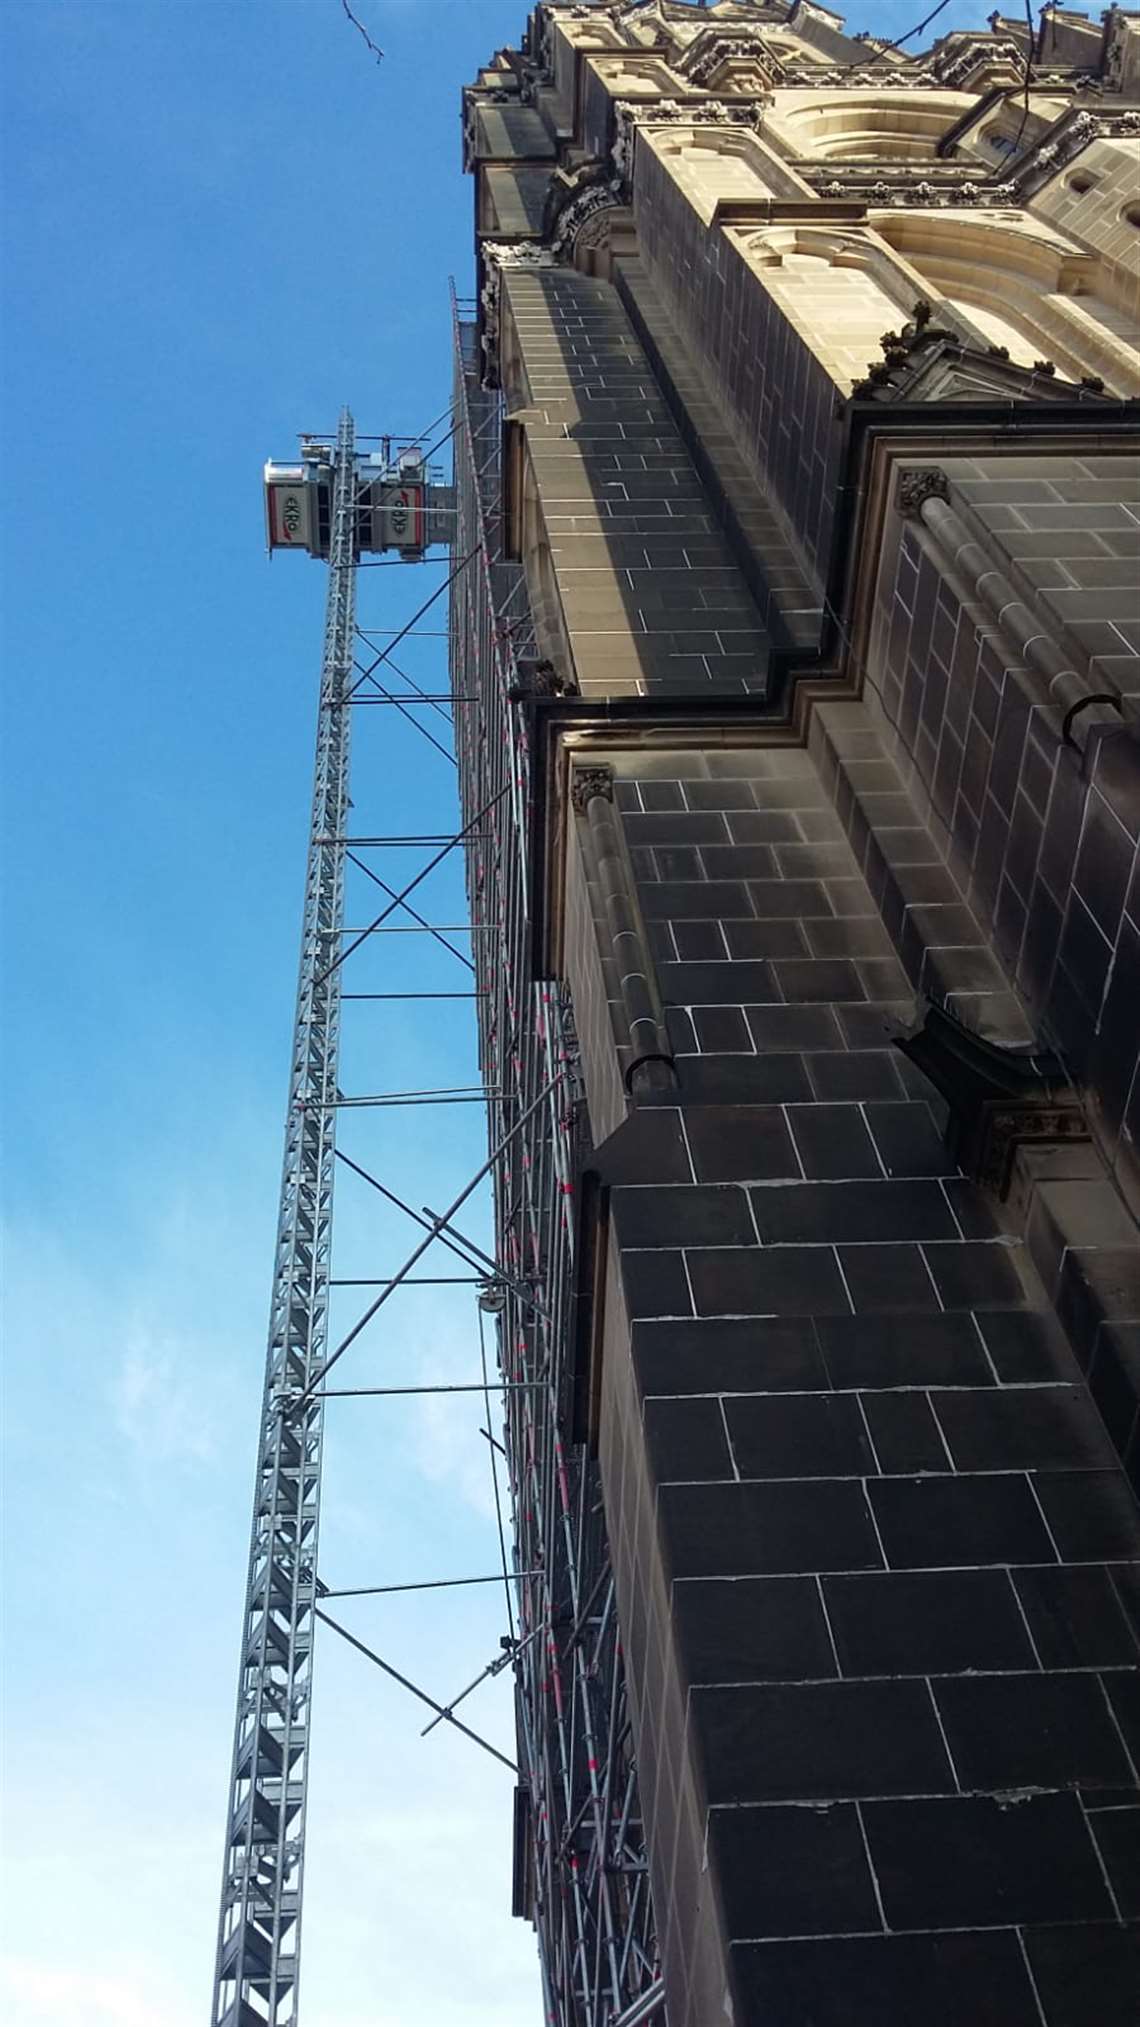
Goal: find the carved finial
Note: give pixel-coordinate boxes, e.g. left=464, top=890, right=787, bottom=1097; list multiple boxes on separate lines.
left=570, top=767, right=615, bottom=814
left=897, top=467, right=950, bottom=518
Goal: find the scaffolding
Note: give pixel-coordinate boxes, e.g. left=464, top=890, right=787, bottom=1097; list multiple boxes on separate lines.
left=212, top=312, right=663, bottom=2026
left=449, top=295, right=666, bottom=2026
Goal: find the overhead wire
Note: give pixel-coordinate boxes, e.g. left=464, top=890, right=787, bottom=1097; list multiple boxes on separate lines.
left=843, top=0, right=956, bottom=66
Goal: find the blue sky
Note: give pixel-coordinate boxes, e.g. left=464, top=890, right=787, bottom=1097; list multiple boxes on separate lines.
left=1, top=2, right=992, bottom=2022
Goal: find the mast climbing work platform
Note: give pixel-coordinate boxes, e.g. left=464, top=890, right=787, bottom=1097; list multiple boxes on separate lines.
left=212, top=410, right=357, bottom=2024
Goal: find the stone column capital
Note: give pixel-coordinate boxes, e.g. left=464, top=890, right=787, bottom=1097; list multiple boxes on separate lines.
left=897, top=466, right=951, bottom=519
left=570, top=767, right=615, bottom=814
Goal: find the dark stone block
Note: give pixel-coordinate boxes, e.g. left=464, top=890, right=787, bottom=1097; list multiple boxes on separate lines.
left=709, top=1802, right=879, bottom=1939
left=805, top=1051, right=906, bottom=1101
left=688, top=1243, right=851, bottom=1317
left=862, top=1391, right=949, bottom=1473
left=625, top=811, right=728, bottom=845
left=700, top=843, right=778, bottom=880
left=673, top=1053, right=813, bottom=1104
left=665, top=1004, right=697, bottom=1054
left=1058, top=1249, right=1140, bottom=1370
left=1088, top=916, right=1140, bottom=1137
left=775, top=842, right=859, bottom=880
left=619, top=1248, right=692, bottom=1318
left=641, top=780, right=685, bottom=812
left=671, top=920, right=727, bottom=961
left=750, top=1180, right=957, bottom=1246
left=1104, top=1671, right=1140, bottom=1767
left=631, top=1316, right=829, bottom=1396
left=672, top=1574, right=837, bottom=1685
left=941, top=1178, right=1002, bottom=1240
left=1089, top=1321, right=1140, bottom=1459
left=658, top=1478, right=883, bottom=1579
left=785, top=1104, right=880, bottom=1180
left=725, top=1394, right=875, bottom=1479
left=683, top=780, right=759, bottom=810
left=773, top=957, right=867, bottom=1003
left=1024, top=1922, right=1140, bottom=2027
left=1093, top=1809, right=1140, bottom=1916
left=975, top=1310, right=1079, bottom=1383
left=1074, top=785, right=1134, bottom=942
left=642, top=880, right=754, bottom=920
left=1115, top=1561, right=1140, bottom=1652
left=834, top=1004, right=913, bottom=1050
left=613, top=1183, right=755, bottom=1250
left=863, top=1792, right=1110, bottom=1929
left=693, top=1004, right=752, bottom=1052
left=1058, top=894, right=1113, bottom=1015
left=725, top=810, right=806, bottom=846
left=816, top=1312, right=995, bottom=1388
left=745, top=878, right=833, bottom=917
left=1013, top=1564, right=1140, bottom=1669
left=858, top=956, right=916, bottom=1003
left=684, top=1105, right=801, bottom=1185
left=823, top=1569, right=1034, bottom=1676
left=922, top=1240, right=1026, bottom=1310
left=723, top=918, right=810, bottom=959
left=731, top=1931, right=1040, bottom=2027
left=660, top=959, right=775, bottom=1005
left=745, top=1004, right=843, bottom=1050
left=933, top=1672, right=1133, bottom=1793
left=862, top=1100, right=954, bottom=1177
left=838, top=1243, right=944, bottom=1313
left=1031, top=1470, right=1140, bottom=1561
left=594, top=1109, right=693, bottom=1186
left=693, top=1678, right=954, bottom=1805
left=643, top=1397, right=732, bottom=1483
left=935, top=1384, right=1118, bottom=1473
left=868, top=1474, right=1055, bottom=1568
left=803, top=916, right=894, bottom=958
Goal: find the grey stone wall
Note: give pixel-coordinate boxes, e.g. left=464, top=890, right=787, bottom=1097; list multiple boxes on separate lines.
left=577, top=745, right=1140, bottom=2027
left=864, top=457, right=1140, bottom=1220
left=503, top=268, right=771, bottom=698
left=633, top=138, right=844, bottom=598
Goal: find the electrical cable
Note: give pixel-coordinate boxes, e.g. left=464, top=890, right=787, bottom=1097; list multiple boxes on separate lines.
left=842, top=0, right=956, bottom=68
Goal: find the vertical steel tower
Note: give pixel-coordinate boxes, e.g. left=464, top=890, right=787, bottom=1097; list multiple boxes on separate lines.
left=212, top=411, right=356, bottom=2027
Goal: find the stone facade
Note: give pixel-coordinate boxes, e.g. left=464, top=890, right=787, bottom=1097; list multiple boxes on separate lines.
left=462, top=6, right=1140, bottom=2023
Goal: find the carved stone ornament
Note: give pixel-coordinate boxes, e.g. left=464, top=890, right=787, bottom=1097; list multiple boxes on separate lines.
left=675, top=26, right=781, bottom=91
left=930, top=35, right=1025, bottom=88
left=570, top=767, right=615, bottom=814
left=611, top=94, right=770, bottom=188
left=1103, top=9, right=1133, bottom=88
left=550, top=177, right=626, bottom=259
left=896, top=467, right=951, bottom=518
left=808, top=162, right=1020, bottom=209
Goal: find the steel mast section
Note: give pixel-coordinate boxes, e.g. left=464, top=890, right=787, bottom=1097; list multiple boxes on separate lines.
left=212, top=409, right=357, bottom=2027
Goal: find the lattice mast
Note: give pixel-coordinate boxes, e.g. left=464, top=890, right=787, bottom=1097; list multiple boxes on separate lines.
left=212, top=410, right=357, bottom=2027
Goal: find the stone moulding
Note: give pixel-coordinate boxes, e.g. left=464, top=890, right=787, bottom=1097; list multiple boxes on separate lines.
left=479, top=240, right=556, bottom=387
left=570, top=764, right=676, bottom=1095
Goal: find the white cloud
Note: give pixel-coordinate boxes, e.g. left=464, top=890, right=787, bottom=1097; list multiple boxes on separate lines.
left=112, top=1326, right=220, bottom=1464
left=0, top=1961, right=183, bottom=2027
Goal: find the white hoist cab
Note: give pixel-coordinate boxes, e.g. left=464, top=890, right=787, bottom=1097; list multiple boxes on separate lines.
left=263, top=440, right=453, bottom=560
